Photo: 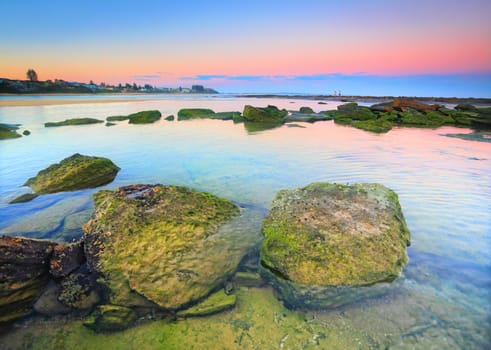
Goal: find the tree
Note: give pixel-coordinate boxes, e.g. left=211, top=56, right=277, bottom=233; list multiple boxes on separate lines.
left=26, top=69, right=38, bottom=82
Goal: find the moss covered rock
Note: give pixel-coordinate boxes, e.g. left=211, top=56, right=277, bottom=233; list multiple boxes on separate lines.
left=84, top=305, right=137, bottom=332
left=0, top=123, right=22, bottom=140
left=83, top=184, right=261, bottom=310
left=352, top=119, right=393, bottom=133
left=106, top=115, right=130, bottom=122
left=336, top=103, right=376, bottom=121
left=127, top=110, right=161, bottom=124
left=242, top=105, right=287, bottom=122
left=19, top=153, right=120, bottom=199
left=260, top=182, right=410, bottom=308
left=177, top=290, right=236, bottom=317
left=299, top=106, right=315, bottom=114
left=45, top=118, right=104, bottom=127
left=177, top=108, right=215, bottom=120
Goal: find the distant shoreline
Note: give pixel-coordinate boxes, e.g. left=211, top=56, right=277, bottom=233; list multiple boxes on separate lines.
left=241, top=94, right=491, bottom=105
left=0, top=98, right=154, bottom=107
left=1, top=93, right=491, bottom=108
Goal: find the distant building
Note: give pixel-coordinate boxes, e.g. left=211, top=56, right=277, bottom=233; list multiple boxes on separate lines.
left=191, top=85, right=205, bottom=93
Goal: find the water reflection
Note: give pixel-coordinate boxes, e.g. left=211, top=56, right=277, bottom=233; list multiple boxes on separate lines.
left=0, top=96, right=490, bottom=348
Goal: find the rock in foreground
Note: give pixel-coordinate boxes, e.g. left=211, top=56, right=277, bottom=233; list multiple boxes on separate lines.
left=260, top=182, right=410, bottom=308
left=11, top=153, right=120, bottom=203
left=83, top=184, right=261, bottom=310
left=0, top=236, right=56, bottom=323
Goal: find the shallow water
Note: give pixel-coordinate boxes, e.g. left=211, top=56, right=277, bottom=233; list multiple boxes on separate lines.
left=0, top=95, right=490, bottom=348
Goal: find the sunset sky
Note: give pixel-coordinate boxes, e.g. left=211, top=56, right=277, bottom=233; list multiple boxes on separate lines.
left=1, top=0, right=490, bottom=96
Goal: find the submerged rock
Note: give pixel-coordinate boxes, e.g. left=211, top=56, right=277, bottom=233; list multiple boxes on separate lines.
left=260, top=182, right=410, bottom=308
left=44, top=118, right=104, bottom=127
left=84, top=304, right=137, bottom=332
left=83, top=184, right=260, bottom=310
left=10, top=153, right=120, bottom=203
left=33, top=281, right=71, bottom=316
left=58, top=265, right=101, bottom=310
left=0, top=236, right=56, bottom=323
left=177, top=290, right=236, bottom=317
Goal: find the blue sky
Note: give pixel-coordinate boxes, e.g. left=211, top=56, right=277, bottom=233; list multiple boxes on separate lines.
left=1, top=0, right=491, bottom=96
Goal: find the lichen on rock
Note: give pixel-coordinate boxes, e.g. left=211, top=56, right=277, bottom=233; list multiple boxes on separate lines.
left=83, top=184, right=261, bottom=310
left=260, top=182, right=410, bottom=308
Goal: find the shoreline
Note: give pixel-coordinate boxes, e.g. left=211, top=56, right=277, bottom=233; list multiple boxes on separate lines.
left=240, top=94, right=491, bottom=105
left=0, top=98, right=155, bottom=107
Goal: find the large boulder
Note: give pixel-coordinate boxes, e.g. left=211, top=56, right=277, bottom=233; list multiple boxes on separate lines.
left=336, top=103, right=377, bottom=121
left=260, top=182, right=410, bottom=308
left=11, top=153, right=120, bottom=203
left=0, top=236, right=56, bottom=323
left=83, top=184, right=262, bottom=310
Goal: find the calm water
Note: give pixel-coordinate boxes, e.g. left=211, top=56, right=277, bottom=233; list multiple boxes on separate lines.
left=0, top=95, right=490, bottom=348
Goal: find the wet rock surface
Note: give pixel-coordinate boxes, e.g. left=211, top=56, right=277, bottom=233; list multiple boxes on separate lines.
left=83, top=184, right=261, bottom=310
left=49, top=241, right=85, bottom=278
left=260, top=182, right=410, bottom=308
left=0, top=236, right=56, bottom=323
left=10, top=153, right=120, bottom=203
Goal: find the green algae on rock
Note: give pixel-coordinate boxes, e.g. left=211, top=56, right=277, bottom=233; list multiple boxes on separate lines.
left=177, top=109, right=240, bottom=121
left=242, top=105, right=287, bottom=122
left=83, top=184, right=262, bottom=310
left=106, top=115, right=130, bottom=122
left=21, top=153, right=120, bottom=196
left=352, top=119, right=393, bottom=133
left=260, top=182, right=410, bottom=308
left=84, top=304, right=137, bottom=332
left=298, top=106, right=315, bottom=114
left=127, top=110, right=162, bottom=124
left=443, top=131, right=491, bottom=143
left=177, top=108, right=215, bottom=120
left=177, top=290, right=236, bottom=317
left=0, top=123, right=22, bottom=140
left=45, top=118, right=104, bottom=127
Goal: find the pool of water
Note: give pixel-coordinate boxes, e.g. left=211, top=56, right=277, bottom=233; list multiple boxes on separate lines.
left=0, top=95, right=490, bottom=348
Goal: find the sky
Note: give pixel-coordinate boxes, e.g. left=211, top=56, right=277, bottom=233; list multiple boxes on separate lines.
left=1, top=0, right=491, bottom=96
